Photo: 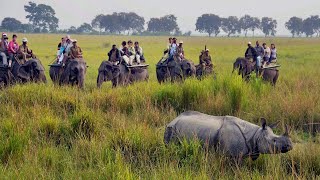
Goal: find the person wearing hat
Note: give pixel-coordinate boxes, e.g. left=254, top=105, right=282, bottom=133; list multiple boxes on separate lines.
left=174, top=40, right=184, bottom=62
left=107, top=44, right=121, bottom=65
left=8, top=34, right=19, bottom=67
left=69, top=39, right=83, bottom=59
left=245, top=42, right=257, bottom=61
left=200, top=49, right=212, bottom=67
left=18, top=37, right=35, bottom=63
left=127, top=40, right=136, bottom=66
left=0, top=33, right=9, bottom=66
left=244, top=41, right=258, bottom=76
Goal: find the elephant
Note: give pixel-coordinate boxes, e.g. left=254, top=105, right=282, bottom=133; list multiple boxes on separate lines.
left=1, top=59, right=47, bottom=85
left=0, top=59, right=46, bottom=87
left=196, top=64, right=215, bottom=80
left=0, top=66, right=12, bottom=87
left=50, top=59, right=87, bottom=88
left=260, top=68, right=279, bottom=86
left=232, top=57, right=256, bottom=81
left=180, top=59, right=196, bottom=79
left=156, top=63, right=170, bottom=84
left=232, top=57, right=279, bottom=85
left=97, top=61, right=148, bottom=88
left=156, top=59, right=196, bottom=84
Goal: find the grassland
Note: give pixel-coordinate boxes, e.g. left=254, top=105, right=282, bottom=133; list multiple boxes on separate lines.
left=0, top=34, right=319, bottom=179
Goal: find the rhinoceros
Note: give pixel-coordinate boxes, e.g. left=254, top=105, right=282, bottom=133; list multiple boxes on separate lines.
left=164, top=111, right=293, bottom=161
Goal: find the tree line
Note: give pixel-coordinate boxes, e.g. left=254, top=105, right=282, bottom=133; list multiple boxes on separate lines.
left=1, top=1, right=320, bottom=37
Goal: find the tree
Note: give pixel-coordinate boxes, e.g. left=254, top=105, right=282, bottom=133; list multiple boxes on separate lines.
left=285, top=17, right=303, bottom=37
left=309, top=15, right=320, bottom=37
left=122, top=12, right=145, bottom=34
left=183, top=31, right=192, bottom=36
left=261, top=17, right=277, bottom=37
left=101, top=13, right=124, bottom=34
left=147, top=18, right=162, bottom=33
left=195, top=14, right=221, bottom=37
left=91, top=14, right=105, bottom=34
left=239, top=15, right=253, bottom=37
left=1, top=17, right=22, bottom=32
left=20, top=24, right=34, bottom=33
left=221, top=16, right=241, bottom=37
left=77, top=23, right=93, bottom=34
left=147, top=14, right=180, bottom=34
left=67, top=26, right=77, bottom=34
left=250, top=17, right=260, bottom=37
left=303, top=17, right=315, bottom=37
left=24, top=1, right=59, bottom=32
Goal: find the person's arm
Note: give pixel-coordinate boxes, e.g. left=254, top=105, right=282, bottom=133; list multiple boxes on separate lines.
left=140, top=47, right=143, bottom=55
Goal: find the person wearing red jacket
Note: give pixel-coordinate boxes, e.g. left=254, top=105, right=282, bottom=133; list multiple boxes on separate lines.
left=8, top=34, right=19, bottom=67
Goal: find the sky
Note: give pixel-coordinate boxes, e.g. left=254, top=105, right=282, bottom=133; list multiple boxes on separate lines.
left=1, top=0, right=320, bottom=36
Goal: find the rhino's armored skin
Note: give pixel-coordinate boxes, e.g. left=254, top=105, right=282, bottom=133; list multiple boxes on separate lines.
left=164, top=111, right=292, bottom=160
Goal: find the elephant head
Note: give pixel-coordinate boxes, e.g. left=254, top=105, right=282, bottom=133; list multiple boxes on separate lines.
left=181, top=60, right=196, bottom=78
left=13, top=59, right=46, bottom=83
left=97, top=61, right=120, bottom=88
left=60, top=59, right=87, bottom=88
left=156, top=63, right=170, bottom=83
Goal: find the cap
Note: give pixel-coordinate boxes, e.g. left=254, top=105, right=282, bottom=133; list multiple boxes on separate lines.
left=179, top=40, right=183, bottom=44
left=2, top=33, right=7, bottom=37
left=248, top=42, right=252, bottom=45
left=22, top=38, right=28, bottom=42
left=72, top=39, right=77, bottom=43
left=205, top=49, right=209, bottom=52
left=128, top=40, right=132, bottom=43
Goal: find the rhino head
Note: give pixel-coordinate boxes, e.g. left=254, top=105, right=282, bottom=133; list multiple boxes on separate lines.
left=255, top=118, right=293, bottom=154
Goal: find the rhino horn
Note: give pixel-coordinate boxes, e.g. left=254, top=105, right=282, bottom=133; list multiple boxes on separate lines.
left=261, top=117, right=267, bottom=130
left=269, top=121, right=280, bottom=129
left=284, top=125, right=290, bottom=136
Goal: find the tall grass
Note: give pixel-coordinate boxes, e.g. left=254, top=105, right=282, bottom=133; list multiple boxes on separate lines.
left=0, top=35, right=319, bottom=178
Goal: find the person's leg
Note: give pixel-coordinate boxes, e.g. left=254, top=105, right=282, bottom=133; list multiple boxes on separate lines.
left=58, top=53, right=64, bottom=64
left=0, top=52, right=8, bottom=66
left=136, top=55, right=141, bottom=64
left=122, top=56, right=129, bottom=65
left=129, top=55, right=135, bottom=65
left=8, top=53, right=14, bottom=67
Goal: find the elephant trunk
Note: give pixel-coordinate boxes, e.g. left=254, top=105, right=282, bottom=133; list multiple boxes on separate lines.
left=97, top=71, right=105, bottom=88
left=78, top=68, right=85, bottom=89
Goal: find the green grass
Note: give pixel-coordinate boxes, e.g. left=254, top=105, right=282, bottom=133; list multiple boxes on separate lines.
left=0, top=34, right=319, bottom=179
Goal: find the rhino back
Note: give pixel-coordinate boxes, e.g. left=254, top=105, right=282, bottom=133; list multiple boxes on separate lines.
left=165, top=111, right=224, bottom=145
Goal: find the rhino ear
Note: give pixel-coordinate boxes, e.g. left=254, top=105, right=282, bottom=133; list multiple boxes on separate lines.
left=283, top=125, right=290, bottom=136
left=261, top=117, right=267, bottom=130
left=269, top=121, right=280, bottom=129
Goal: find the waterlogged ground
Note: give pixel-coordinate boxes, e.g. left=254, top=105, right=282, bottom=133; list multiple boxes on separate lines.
left=0, top=34, right=319, bottom=179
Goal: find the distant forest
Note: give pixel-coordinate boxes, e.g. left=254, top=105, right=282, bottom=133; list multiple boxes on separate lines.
left=1, top=1, right=320, bottom=37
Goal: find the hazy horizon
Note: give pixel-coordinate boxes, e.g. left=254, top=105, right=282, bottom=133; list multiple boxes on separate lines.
left=1, top=0, right=320, bottom=35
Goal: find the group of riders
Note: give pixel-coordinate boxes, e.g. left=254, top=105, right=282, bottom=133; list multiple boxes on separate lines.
left=158, top=37, right=213, bottom=69
left=56, top=35, right=83, bottom=65
left=0, top=33, right=36, bottom=67
left=0, top=32, right=278, bottom=80
left=55, top=36, right=145, bottom=67
left=107, top=40, right=145, bottom=66
left=244, top=41, right=278, bottom=76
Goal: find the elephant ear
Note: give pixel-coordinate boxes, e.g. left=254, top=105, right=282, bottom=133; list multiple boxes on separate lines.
left=18, top=65, right=31, bottom=80
left=34, top=60, right=45, bottom=71
left=98, top=61, right=108, bottom=72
